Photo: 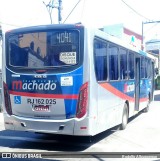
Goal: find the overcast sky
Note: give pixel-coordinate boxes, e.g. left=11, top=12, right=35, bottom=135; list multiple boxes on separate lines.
left=0, top=0, right=160, bottom=41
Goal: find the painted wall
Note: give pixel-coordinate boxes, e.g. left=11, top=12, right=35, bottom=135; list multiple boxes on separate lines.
left=103, top=24, right=142, bottom=49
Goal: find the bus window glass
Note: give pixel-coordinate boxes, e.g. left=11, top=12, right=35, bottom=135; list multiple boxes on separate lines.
left=94, top=39, right=107, bottom=81
left=145, top=58, right=149, bottom=78
left=141, top=56, right=145, bottom=79
left=108, top=44, right=118, bottom=80
left=128, top=52, right=135, bottom=79
left=8, top=30, right=79, bottom=68
left=147, top=59, right=152, bottom=78
left=120, top=48, right=127, bottom=80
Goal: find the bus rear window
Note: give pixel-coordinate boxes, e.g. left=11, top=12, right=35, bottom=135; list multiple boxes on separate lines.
left=8, top=30, right=79, bottom=68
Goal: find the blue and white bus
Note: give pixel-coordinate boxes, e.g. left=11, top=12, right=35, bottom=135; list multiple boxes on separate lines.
left=2, top=24, right=154, bottom=136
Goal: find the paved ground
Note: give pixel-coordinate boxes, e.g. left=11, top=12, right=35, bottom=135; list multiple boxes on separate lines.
left=0, top=90, right=160, bottom=161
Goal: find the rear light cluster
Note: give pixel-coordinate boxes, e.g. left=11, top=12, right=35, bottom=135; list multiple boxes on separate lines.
left=3, top=82, right=12, bottom=115
left=76, top=82, right=88, bottom=118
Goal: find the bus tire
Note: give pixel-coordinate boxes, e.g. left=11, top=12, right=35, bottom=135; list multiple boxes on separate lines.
left=120, top=103, right=128, bottom=130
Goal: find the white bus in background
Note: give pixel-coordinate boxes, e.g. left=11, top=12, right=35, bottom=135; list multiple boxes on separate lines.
left=2, top=24, right=154, bottom=136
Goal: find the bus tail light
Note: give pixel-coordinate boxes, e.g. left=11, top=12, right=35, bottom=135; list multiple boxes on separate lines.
left=76, top=82, right=88, bottom=118
left=3, top=82, right=12, bottom=115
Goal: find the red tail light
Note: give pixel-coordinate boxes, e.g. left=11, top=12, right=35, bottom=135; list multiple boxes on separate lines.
left=3, top=82, right=12, bottom=115
left=76, top=82, right=88, bottom=118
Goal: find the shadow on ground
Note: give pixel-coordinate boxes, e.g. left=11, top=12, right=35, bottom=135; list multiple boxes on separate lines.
left=0, top=127, right=117, bottom=152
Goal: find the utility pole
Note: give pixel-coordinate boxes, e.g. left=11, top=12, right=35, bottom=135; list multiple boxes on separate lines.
left=43, top=0, right=54, bottom=24
left=58, top=0, right=62, bottom=24
left=43, top=0, right=62, bottom=24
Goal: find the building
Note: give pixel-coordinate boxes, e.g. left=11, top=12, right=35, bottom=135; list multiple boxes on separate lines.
left=145, top=39, right=159, bottom=70
left=145, top=39, right=160, bottom=71
left=145, top=39, right=160, bottom=89
left=145, top=39, right=160, bottom=54
left=102, top=24, right=143, bottom=50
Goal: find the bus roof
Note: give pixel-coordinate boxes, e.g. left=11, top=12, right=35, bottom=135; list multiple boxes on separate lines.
left=5, top=23, right=85, bottom=34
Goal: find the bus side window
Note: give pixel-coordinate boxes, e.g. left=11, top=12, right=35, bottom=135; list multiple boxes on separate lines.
left=147, top=59, right=152, bottom=78
left=141, top=56, right=145, bottom=79
left=120, top=48, right=127, bottom=80
left=128, top=52, right=135, bottom=79
left=145, top=58, right=149, bottom=78
left=108, top=44, right=118, bottom=81
left=94, top=39, right=107, bottom=81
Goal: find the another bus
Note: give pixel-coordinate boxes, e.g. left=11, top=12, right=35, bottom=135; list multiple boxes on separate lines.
left=2, top=24, right=154, bottom=136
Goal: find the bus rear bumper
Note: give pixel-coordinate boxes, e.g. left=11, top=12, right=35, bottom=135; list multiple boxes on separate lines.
left=4, top=114, right=75, bottom=135
left=3, top=114, right=91, bottom=136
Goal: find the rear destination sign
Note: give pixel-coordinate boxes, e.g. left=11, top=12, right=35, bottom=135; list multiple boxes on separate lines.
left=60, top=52, right=76, bottom=65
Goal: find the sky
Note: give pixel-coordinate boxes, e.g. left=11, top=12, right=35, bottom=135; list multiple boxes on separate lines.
left=0, top=0, right=160, bottom=42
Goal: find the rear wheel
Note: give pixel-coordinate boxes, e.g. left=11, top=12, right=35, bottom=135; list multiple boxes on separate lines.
left=120, top=103, right=128, bottom=130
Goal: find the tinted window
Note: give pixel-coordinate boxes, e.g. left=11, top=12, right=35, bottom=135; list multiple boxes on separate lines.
left=94, top=39, right=107, bottom=81
left=141, top=56, right=145, bottom=79
left=145, top=58, right=150, bottom=78
left=108, top=44, right=118, bottom=80
left=147, top=59, right=152, bottom=78
left=128, top=52, right=135, bottom=79
left=120, top=48, right=127, bottom=80
left=8, top=30, right=79, bottom=68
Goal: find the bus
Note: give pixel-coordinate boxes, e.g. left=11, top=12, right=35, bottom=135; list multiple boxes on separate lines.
left=2, top=23, right=154, bottom=136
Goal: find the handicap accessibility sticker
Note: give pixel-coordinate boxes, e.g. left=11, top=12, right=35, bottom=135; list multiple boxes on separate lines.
left=14, top=96, right=21, bottom=104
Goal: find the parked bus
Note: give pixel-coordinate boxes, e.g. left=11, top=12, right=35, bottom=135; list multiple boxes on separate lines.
left=2, top=24, right=154, bottom=136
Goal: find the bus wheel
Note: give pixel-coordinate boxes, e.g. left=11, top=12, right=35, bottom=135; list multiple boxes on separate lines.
left=120, top=103, right=128, bottom=130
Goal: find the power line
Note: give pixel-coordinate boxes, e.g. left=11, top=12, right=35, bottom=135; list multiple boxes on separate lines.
left=0, top=21, right=22, bottom=28
left=143, top=23, right=159, bottom=34
left=63, top=0, right=82, bottom=23
left=80, top=0, right=86, bottom=21
left=121, top=0, right=151, bottom=21
left=43, top=0, right=62, bottom=24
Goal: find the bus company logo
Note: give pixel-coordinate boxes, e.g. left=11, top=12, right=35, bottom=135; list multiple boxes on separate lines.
left=124, top=83, right=135, bottom=93
left=12, top=80, right=56, bottom=91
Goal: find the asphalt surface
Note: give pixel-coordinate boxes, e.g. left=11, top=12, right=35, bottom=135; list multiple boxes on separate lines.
left=0, top=90, right=160, bottom=161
